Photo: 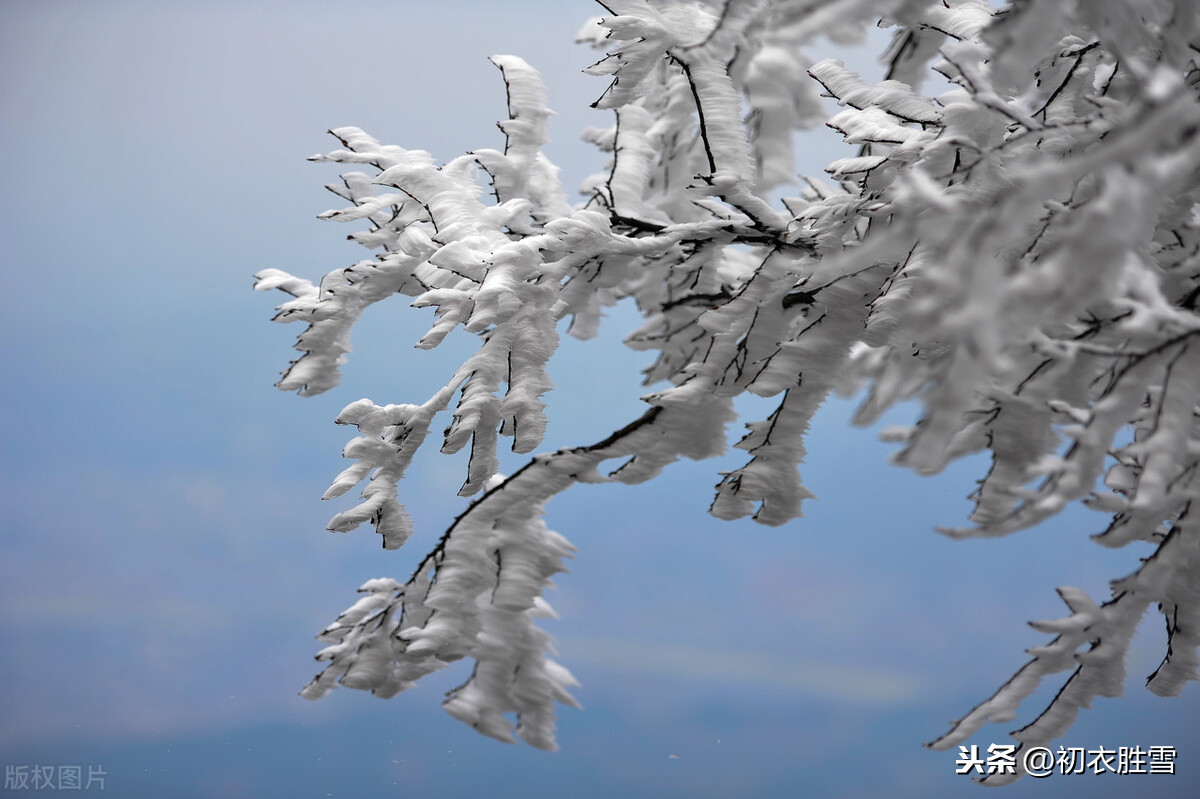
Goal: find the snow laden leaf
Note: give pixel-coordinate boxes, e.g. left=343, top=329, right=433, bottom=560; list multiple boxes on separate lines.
left=259, top=0, right=1200, bottom=766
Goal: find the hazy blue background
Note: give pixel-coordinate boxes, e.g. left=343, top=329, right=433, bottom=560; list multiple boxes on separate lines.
left=1, top=1, right=1196, bottom=797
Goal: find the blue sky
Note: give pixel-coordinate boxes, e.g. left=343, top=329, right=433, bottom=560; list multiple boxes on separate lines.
left=1, top=1, right=1196, bottom=797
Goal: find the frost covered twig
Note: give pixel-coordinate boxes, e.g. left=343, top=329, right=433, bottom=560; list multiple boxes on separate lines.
left=258, top=0, right=1200, bottom=766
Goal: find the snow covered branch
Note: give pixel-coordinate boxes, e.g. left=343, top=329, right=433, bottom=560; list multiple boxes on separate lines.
left=258, top=0, right=1200, bottom=767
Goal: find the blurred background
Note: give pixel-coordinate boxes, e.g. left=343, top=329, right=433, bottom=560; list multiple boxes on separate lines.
left=1, top=1, right=1196, bottom=796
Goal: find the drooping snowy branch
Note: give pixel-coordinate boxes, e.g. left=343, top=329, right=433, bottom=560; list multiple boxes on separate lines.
left=258, top=0, right=1200, bottom=765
